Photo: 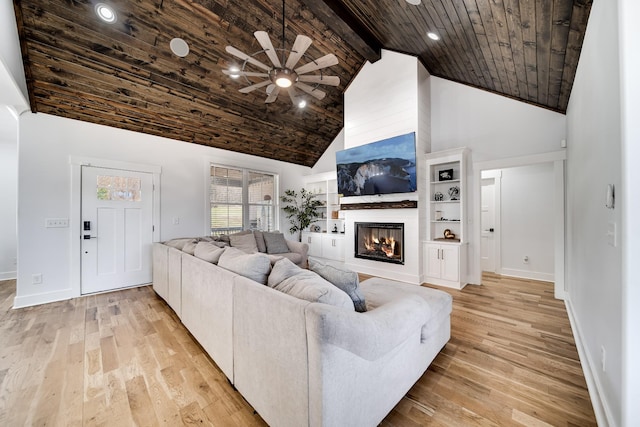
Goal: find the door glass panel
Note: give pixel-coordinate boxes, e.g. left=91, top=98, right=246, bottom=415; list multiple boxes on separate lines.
left=97, top=175, right=142, bottom=201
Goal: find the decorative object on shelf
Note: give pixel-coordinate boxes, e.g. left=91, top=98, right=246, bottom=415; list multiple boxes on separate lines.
left=331, top=210, right=339, bottom=219
left=438, top=169, right=454, bottom=181
left=443, top=229, right=456, bottom=239
left=281, top=188, right=323, bottom=242
left=332, top=224, right=338, bottom=233
left=448, top=186, right=460, bottom=200
left=310, top=225, right=321, bottom=232
left=435, top=210, right=443, bottom=221
left=434, top=192, right=444, bottom=201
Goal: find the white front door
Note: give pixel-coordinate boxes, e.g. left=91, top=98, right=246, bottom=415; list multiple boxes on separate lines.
left=481, top=178, right=496, bottom=273
left=81, top=166, right=153, bottom=294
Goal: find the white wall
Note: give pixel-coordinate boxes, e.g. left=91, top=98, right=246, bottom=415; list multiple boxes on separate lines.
left=341, top=50, right=430, bottom=284
left=431, top=77, right=567, bottom=285
left=498, top=163, right=555, bottom=281
left=565, top=0, right=623, bottom=425
left=310, top=129, right=343, bottom=175
left=431, top=77, right=566, bottom=160
left=619, top=0, right=640, bottom=423
left=0, top=110, right=17, bottom=279
left=0, top=0, right=28, bottom=109
left=16, top=112, right=309, bottom=306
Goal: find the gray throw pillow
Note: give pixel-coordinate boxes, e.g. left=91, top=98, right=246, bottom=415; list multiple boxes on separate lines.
left=194, top=242, right=225, bottom=264
left=268, top=259, right=354, bottom=310
left=309, top=258, right=367, bottom=312
left=253, top=230, right=267, bottom=253
left=218, top=247, right=271, bottom=285
left=229, top=232, right=259, bottom=253
left=263, top=232, right=290, bottom=254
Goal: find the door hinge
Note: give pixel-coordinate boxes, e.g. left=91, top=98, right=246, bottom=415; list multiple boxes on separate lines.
left=153, top=225, right=155, bottom=232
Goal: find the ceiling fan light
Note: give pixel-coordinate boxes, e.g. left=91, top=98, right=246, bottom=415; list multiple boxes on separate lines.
left=229, top=67, right=241, bottom=79
left=298, top=99, right=307, bottom=108
left=276, top=76, right=292, bottom=88
left=427, top=32, right=440, bottom=41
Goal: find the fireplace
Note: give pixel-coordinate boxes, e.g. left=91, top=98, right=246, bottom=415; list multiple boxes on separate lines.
left=355, top=222, right=404, bottom=265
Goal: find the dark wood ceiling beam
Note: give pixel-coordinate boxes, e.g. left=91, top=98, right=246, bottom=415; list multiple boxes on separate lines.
left=299, top=0, right=381, bottom=64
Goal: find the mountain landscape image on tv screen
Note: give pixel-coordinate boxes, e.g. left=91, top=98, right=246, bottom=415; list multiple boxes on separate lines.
left=336, top=132, right=417, bottom=196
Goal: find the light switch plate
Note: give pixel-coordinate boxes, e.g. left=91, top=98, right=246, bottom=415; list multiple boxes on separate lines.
left=45, top=218, right=69, bottom=228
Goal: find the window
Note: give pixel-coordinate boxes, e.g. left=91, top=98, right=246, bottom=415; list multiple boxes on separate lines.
left=210, top=165, right=277, bottom=236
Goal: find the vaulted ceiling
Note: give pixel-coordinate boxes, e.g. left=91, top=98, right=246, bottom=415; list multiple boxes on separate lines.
left=13, top=0, right=592, bottom=167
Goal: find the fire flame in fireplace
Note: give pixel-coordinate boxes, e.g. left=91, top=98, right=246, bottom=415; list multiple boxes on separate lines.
left=364, top=235, right=396, bottom=258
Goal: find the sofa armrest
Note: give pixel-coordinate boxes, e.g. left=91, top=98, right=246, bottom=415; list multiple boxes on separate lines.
left=305, top=295, right=429, bottom=361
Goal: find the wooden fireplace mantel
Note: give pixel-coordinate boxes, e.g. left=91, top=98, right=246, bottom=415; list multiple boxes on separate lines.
left=340, top=200, right=418, bottom=210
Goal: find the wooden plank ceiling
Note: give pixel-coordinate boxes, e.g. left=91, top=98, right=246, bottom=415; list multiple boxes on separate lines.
left=13, top=0, right=591, bottom=167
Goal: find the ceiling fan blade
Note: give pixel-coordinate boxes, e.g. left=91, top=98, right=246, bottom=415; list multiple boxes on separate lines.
left=222, top=70, right=270, bottom=78
left=295, top=82, right=326, bottom=100
left=239, top=80, right=272, bottom=93
left=297, top=75, right=340, bottom=86
left=254, top=31, right=282, bottom=68
left=284, top=35, right=312, bottom=69
left=265, top=86, right=280, bottom=103
left=295, top=53, right=339, bottom=75
left=226, top=46, right=272, bottom=72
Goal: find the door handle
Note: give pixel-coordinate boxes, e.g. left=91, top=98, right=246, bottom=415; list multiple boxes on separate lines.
left=83, top=235, right=97, bottom=240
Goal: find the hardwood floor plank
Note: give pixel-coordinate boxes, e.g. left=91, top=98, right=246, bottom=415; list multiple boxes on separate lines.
left=0, top=275, right=595, bottom=425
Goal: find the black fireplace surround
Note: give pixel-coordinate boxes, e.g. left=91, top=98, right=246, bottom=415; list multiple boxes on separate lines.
left=354, top=222, right=404, bottom=265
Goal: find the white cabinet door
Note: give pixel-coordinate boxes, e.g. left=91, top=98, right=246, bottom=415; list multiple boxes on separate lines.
left=440, top=245, right=460, bottom=282
left=322, top=234, right=344, bottom=261
left=302, top=232, right=322, bottom=257
left=425, top=244, right=442, bottom=278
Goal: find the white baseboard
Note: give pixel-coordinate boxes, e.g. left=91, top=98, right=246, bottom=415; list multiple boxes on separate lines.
left=500, top=268, right=554, bottom=282
left=565, top=299, right=616, bottom=427
left=0, top=271, right=17, bottom=281
left=13, top=288, right=76, bottom=309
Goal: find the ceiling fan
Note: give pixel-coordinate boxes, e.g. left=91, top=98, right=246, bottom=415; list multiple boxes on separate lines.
left=223, top=0, right=340, bottom=108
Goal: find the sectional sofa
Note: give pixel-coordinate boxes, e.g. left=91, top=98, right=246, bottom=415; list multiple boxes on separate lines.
left=152, top=237, right=452, bottom=426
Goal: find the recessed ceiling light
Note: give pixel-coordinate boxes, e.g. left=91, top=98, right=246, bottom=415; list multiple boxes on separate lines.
left=406, top=0, right=421, bottom=5
left=298, top=99, right=307, bottom=109
left=427, top=32, right=440, bottom=41
left=95, top=3, right=117, bottom=24
left=170, top=38, right=190, bottom=57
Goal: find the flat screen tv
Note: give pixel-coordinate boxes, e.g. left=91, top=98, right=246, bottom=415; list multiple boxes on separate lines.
left=336, top=132, right=417, bottom=196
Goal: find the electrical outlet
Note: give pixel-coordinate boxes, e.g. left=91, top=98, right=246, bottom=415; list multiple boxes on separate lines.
left=601, top=346, right=606, bottom=372
left=32, top=273, right=43, bottom=285
left=45, top=218, right=69, bottom=228
left=523, top=255, right=529, bottom=264
left=12, top=257, right=17, bottom=266
left=172, top=217, right=180, bottom=225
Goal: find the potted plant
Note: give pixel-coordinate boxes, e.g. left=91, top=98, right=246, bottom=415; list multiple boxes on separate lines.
left=280, top=188, right=323, bottom=242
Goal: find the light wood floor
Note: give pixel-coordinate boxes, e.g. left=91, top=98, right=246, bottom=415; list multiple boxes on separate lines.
left=0, top=274, right=596, bottom=426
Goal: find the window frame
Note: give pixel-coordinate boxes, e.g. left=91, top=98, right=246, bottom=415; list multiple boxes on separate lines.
left=208, top=163, right=279, bottom=236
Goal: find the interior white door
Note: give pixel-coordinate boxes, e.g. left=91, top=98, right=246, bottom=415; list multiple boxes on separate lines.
left=81, top=166, right=153, bottom=294
left=481, top=178, right=496, bottom=272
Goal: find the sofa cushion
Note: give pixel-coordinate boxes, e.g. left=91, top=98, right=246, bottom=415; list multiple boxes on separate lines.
left=268, top=252, right=302, bottom=266
left=253, top=230, right=267, bottom=253
left=263, top=232, right=290, bottom=254
left=164, top=237, right=195, bottom=250
left=230, top=232, right=259, bottom=253
left=309, top=259, right=367, bottom=312
left=218, top=247, right=271, bottom=285
left=268, top=259, right=354, bottom=310
left=194, top=241, right=225, bottom=264
left=182, top=240, right=198, bottom=255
